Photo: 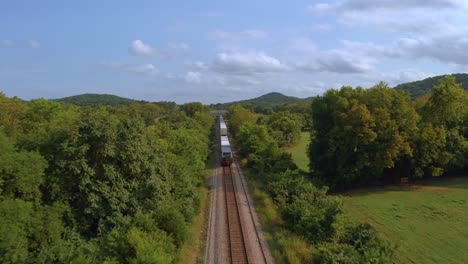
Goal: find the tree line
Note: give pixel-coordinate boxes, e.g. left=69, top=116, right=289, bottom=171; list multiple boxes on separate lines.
left=226, top=104, right=393, bottom=263
left=0, top=96, right=213, bottom=263
left=310, top=76, right=467, bottom=190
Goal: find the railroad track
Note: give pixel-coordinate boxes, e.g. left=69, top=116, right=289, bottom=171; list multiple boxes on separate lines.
left=205, top=119, right=273, bottom=263
left=223, top=166, right=250, bottom=263
left=231, top=161, right=269, bottom=264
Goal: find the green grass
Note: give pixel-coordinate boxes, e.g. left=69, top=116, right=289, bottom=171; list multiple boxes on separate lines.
left=342, top=177, right=468, bottom=264
left=285, top=132, right=310, bottom=172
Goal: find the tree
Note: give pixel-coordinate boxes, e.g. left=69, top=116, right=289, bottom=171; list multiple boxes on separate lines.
left=0, top=92, right=28, bottom=135
left=180, top=102, right=208, bottom=118
left=418, top=76, right=468, bottom=174
left=309, top=84, right=420, bottom=188
left=0, top=129, right=46, bottom=202
left=263, top=111, right=304, bottom=146
left=227, top=105, right=257, bottom=134
left=422, top=75, right=468, bottom=130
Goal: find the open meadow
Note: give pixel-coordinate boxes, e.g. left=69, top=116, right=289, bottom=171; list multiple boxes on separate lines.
left=288, top=133, right=468, bottom=263
left=343, top=177, right=468, bottom=264
left=285, top=132, right=310, bottom=172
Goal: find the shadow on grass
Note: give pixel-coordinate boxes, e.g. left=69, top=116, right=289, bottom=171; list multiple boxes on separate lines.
left=342, top=176, right=468, bottom=197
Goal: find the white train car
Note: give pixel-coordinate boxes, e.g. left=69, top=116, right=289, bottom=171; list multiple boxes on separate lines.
left=219, top=116, right=233, bottom=166
left=220, top=122, right=228, bottom=136
left=221, top=135, right=230, bottom=146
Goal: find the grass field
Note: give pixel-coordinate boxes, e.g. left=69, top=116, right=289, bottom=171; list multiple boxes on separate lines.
left=285, top=132, right=310, bottom=172
left=343, top=177, right=468, bottom=264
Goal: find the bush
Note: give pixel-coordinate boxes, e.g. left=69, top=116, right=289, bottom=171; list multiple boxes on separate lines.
left=312, top=243, right=361, bottom=264
left=340, top=223, right=394, bottom=264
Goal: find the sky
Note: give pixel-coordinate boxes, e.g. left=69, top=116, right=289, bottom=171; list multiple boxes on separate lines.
left=1, top=0, right=468, bottom=103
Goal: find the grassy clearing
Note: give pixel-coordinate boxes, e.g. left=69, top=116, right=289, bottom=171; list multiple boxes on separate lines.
left=285, top=132, right=310, bottom=172
left=342, top=177, right=468, bottom=264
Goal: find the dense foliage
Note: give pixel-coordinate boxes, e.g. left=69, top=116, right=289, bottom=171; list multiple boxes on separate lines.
left=226, top=106, right=393, bottom=263
left=310, top=77, right=468, bottom=190
left=0, top=94, right=213, bottom=263
left=394, top=73, right=468, bottom=99
left=212, top=92, right=306, bottom=110
left=54, top=93, right=144, bottom=106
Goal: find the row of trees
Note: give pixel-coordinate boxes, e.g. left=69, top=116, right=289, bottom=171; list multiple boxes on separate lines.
left=226, top=106, right=393, bottom=263
left=310, top=76, right=468, bottom=190
left=0, top=94, right=213, bottom=263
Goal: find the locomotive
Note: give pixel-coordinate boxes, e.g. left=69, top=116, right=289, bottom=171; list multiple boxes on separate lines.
left=219, top=116, right=233, bottom=167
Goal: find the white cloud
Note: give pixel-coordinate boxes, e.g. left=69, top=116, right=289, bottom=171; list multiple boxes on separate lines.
left=27, top=40, right=41, bottom=49
left=101, top=61, right=159, bottom=76
left=338, top=31, right=468, bottom=66
left=129, top=40, right=154, bottom=56
left=309, top=0, right=467, bottom=34
left=394, top=32, right=468, bottom=65
left=185, top=60, right=210, bottom=70
left=213, top=52, right=288, bottom=75
left=364, top=69, right=433, bottom=86
left=298, top=50, right=375, bottom=74
left=184, top=71, right=202, bottom=84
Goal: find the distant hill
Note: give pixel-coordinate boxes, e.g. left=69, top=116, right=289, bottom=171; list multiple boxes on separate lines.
left=54, top=93, right=143, bottom=106
left=212, top=92, right=306, bottom=109
left=394, top=73, right=468, bottom=99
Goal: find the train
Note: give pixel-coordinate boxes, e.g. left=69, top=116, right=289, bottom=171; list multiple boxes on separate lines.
left=219, top=116, right=233, bottom=167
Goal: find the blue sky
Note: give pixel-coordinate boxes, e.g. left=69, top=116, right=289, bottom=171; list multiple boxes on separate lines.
left=2, top=0, right=468, bottom=103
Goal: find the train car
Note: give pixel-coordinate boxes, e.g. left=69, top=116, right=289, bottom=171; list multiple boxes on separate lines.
left=221, top=135, right=230, bottom=146
left=221, top=145, right=233, bottom=167
left=219, top=116, right=233, bottom=166
left=220, top=122, right=228, bottom=136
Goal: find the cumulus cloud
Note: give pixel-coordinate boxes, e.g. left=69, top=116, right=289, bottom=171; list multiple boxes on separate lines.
left=309, top=0, right=467, bottom=34
left=394, top=33, right=468, bottom=65
left=338, top=31, right=468, bottom=66
left=27, top=40, right=41, bottom=49
left=298, top=50, right=374, bottom=74
left=362, top=69, right=433, bottom=86
left=185, top=60, right=210, bottom=70
left=101, top=61, right=159, bottom=76
left=129, top=40, right=154, bottom=56
left=184, top=71, right=202, bottom=83
left=213, top=52, right=288, bottom=75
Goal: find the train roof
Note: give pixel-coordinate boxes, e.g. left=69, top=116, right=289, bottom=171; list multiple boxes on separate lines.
left=221, top=145, right=232, bottom=153
left=220, top=123, right=227, bottom=129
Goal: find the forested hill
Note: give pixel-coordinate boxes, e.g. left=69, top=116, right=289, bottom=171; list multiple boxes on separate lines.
left=212, top=92, right=306, bottom=109
left=54, top=93, right=144, bottom=106
left=394, top=73, right=468, bottom=99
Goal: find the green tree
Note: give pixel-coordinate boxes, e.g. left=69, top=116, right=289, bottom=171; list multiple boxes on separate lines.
left=309, top=84, right=419, bottom=188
